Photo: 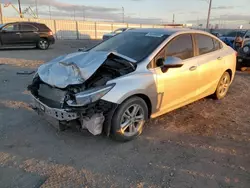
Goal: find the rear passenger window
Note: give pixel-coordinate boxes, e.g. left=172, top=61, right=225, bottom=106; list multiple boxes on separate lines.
left=165, top=34, right=194, bottom=60
left=39, top=24, right=51, bottom=31
left=20, top=24, right=37, bottom=31
left=196, top=34, right=215, bottom=55
left=213, top=38, right=223, bottom=50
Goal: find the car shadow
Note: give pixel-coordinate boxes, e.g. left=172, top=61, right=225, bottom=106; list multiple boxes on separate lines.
left=0, top=47, right=38, bottom=51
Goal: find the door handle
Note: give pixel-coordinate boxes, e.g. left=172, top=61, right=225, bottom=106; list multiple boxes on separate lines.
left=217, top=57, right=223, bottom=60
left=189, top=66, right=197, bottom=71
left=16, top=32, right=21, bottom=35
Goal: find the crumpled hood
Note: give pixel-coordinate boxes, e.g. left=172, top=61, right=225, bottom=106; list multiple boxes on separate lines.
left=38, top=51, right=112, bottom=88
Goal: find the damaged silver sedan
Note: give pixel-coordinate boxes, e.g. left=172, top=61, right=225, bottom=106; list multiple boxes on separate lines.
left=28, top=28, right=236, bottom=141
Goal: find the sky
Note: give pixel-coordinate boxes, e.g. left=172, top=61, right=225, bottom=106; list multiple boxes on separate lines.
left=1, top=0, right=250, bottom=28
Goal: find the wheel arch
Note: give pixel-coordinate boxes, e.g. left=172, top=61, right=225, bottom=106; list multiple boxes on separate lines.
left=39, top=37, right=49, bottom=42
left=225, top=69, right=232, bottom=80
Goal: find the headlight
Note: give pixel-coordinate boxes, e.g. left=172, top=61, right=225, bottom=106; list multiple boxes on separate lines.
left=243, top=45, right=250, bottom=54
left=67, top=84, right=115, bottom=107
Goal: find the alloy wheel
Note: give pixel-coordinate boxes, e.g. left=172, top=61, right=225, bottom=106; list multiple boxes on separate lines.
left=120, top=104, right=145, bottom=137
left=39, top=40, right=48, bottom=50
left=217, top=73, right=230, bottom=97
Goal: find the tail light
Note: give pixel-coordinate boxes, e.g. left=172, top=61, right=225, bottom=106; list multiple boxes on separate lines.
left=48, top=31, right=53, bottom=36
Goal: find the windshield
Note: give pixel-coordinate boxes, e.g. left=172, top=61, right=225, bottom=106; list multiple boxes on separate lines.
left=224, top=30, right=247, bottom=37
left=91, top=31, right=168, bottom=61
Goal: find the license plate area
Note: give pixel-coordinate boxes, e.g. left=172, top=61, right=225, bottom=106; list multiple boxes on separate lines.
left=32, top=97, right=78, bottom=121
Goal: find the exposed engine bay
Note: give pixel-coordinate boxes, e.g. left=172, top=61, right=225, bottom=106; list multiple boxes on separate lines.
left=28, top=53, right=136, bottom=135
left=84, top=53, right=136, bottom=88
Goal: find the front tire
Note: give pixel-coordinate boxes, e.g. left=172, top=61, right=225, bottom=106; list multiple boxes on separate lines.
left=214, top=72, right=231, bottom=100
left=111, top=97, right=148, bottom=142
left=37, top=38, right=49, bottom=50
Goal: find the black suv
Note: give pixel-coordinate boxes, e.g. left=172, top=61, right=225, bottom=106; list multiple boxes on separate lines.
left=237, top=40, right=250, bottom=70
left=0, top=22, right=55, bottom=50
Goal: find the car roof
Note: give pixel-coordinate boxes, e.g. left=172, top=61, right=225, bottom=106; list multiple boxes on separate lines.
left=115, top=28, right=129, bottom=30
left=127, top=28, right=204, bottom=35
left=5, top=22, right=43, bottom=25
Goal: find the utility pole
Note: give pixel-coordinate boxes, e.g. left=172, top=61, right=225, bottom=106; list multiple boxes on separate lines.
left=82, top=6, right=85, bottom=21
left=122, top=6, right=124, bottom=23
left=18, top=0, right=23, bottom=18
left=0, top=3, right=3, bottom=24
left=73, top=7, right=76, bottom=20
left=206, top=0, right=212, bottom=29
left=49, top=4, right=51, bottom=20
left=172, top=14, right=175, bottom=24
left=35, top=0, right=38, bottom=18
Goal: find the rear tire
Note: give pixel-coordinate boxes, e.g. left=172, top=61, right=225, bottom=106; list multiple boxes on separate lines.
left=37, top=38, right=49, bottom=50
left=213, top=72, right=231, bottom=100
left=236, top=61, right=242, bottom=71
left=111, top=97, right=148, bottom=142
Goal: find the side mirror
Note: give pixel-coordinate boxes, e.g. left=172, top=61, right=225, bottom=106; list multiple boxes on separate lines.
left=157, top=57, right=183, bottom=73
left=245, top=35, right=250, bottom=39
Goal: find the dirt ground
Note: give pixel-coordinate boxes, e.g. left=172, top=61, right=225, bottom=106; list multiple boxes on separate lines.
left=0, top=40, right=249, bottom=188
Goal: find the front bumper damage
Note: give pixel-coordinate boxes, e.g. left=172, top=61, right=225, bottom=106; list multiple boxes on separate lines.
left=30, top=93, right=118, bottom=136
left=31, top=95, right=79, bottom=121
left=28, top=50, right=136, bottom=136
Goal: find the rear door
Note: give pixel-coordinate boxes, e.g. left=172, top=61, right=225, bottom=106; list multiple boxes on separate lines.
left=19, top=23, right=40, bottom=45
left=0, top=23, right=20, bottom=45
left=195, top=34, right=225, bottom=97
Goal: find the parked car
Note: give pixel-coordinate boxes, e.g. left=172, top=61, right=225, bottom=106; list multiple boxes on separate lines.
left=28, top=28, right=236, bottom=141
left=219, top=30, right=250, bottom=70
left=102, top=28, right=132, bottom=40
left=0, top=22, right=55, bottom=50
left=211, top=32, right=222, bottom=38
left=220, top=29, right=250, bottom=49
left=237, top=39, right=250, bottom=70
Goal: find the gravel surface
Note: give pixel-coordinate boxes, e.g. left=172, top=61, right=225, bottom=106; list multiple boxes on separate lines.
left=0, top=40, right=249, bottom=188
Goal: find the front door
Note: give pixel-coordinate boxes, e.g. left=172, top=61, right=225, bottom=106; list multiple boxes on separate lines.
left=154, top=34, right=200, bottom=115
left=0, top=23, right=20, bottom=45
left=19, top=24, right=40, bottom=45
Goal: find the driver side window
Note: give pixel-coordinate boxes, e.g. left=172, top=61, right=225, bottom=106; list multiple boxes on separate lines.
left=154, top=34, right=194, bottom=67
